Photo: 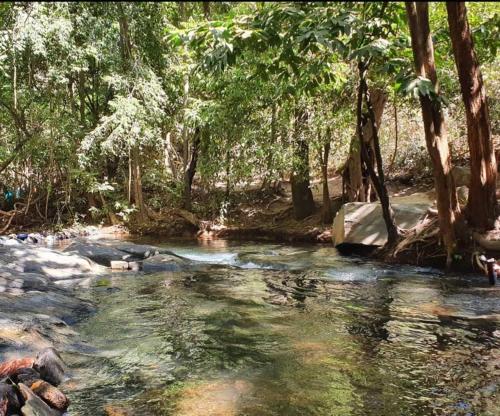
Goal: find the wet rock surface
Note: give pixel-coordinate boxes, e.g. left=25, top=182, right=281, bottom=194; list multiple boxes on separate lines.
left=63, top=241, right=134, bottom=267
left=1, top=230, right=193, bottom=414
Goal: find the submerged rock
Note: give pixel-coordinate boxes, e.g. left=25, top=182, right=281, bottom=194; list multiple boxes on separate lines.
left=104, top=404, right=132, bottom=416
left=142, top=253, right=188, bottom=273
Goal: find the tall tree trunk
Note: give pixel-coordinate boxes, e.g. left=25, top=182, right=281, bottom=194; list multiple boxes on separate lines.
left=203, top=1, right=210, bottom=19
left=182, top=127, right=201, bottom=211
left=130, top=146, right=147, bottom=223
left=320, top=128, right=332, bottom=224
left=291, top=107, right=315, bottom=220
left=357, top=63, right=399, bottom=246
left=446, top=2, right=497, bottom=230
left=77, top=70, right=86, bottom=126
left=406, top=2, right=459, bottom=266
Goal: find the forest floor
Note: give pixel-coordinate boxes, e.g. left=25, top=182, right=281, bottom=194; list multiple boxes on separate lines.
left=132, top=174, right=436, bottom=246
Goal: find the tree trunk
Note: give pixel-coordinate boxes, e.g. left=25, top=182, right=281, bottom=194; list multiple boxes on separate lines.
left=406, top=2, right=459, bottom=266
left=77, top=70, right=86, bottom=126
left=118, top=4, right=133, bottom=72
left=389, top=92, right=399, bottom=171
left=291, top=107, right=315, bottom=220
left=343, top=88, right=387, bottom=202
left=357, top=63, right=399, bottom=246
left=182, top=127, right=201, bottom=211
left=130, top=146, right=147, bottom=223
left=98, top=192, right=120, bottom=225
left=320, top=129, right=332, bottom=224
left=203, top=1, right=210, bottom=19
left=446, top=2, right=497, bottom=230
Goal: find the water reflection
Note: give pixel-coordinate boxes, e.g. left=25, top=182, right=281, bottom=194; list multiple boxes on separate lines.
left=64, top=241, right=499, bottom=415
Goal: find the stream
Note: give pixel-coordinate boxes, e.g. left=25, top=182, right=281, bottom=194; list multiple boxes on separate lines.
left=62, top=240, right=499, bottom=415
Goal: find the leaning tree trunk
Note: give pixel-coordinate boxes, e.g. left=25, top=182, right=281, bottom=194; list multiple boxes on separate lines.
left=357, top=63, right=400, bottom=246
left=343, top=88, right=387, bottom=202
left=406, top=2, right=460, bottom=266
left=291, top=107, right=315, bottom=220
left=446, top=2, right=497, bottom=230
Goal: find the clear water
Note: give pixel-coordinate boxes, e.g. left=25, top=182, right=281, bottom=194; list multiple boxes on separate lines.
left=62, top=240, right=500, bottom=415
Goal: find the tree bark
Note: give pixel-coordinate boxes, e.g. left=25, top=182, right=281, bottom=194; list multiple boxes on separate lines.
left=406, top=2, right=459, bottom=266
left=291, top=107, right=315, bottom=220
left=182, top=127, right=201, bottom=211
left=446, top=2, right=497, bottom=230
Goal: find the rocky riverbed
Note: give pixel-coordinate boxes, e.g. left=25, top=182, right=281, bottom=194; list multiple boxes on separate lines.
left=0, top=228, right=194, bottom=415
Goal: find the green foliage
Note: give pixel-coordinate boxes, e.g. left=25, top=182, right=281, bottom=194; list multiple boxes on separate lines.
left=0, top=1, right=498, bottom=229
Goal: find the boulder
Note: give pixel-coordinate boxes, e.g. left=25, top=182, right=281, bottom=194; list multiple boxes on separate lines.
left=333, top=202, right=430, bottom=247
left=63, top=242, right=131, bottom=266
left=30, top=379, right=70, bottom=411
left=142, top=254, right=188, bottom=273
left=18, top=383, right=60, bottom=416
left=33, top=348, right=66, bottom=387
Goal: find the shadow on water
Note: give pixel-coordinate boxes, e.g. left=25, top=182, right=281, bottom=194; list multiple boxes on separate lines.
left=63, top=240, right=500, bottom=416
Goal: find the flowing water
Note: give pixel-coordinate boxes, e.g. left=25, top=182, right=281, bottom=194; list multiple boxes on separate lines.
left=63, top=240, right=499, bottom=416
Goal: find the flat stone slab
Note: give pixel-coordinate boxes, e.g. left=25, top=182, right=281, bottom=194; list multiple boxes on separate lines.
left=0, top=245, right=101, bottom=280
left=333, top=202, right=430, bottom=247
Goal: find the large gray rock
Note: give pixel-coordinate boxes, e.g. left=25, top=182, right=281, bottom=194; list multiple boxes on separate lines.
left=0, top=245, right=100, bottom=280
left=142, top=254, right=188, bottom=273
left=63, top=241, right=132, bottom=266
left=333, top=202, right=430, bottom=247
left=0, top=267, right=49, bottom=294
